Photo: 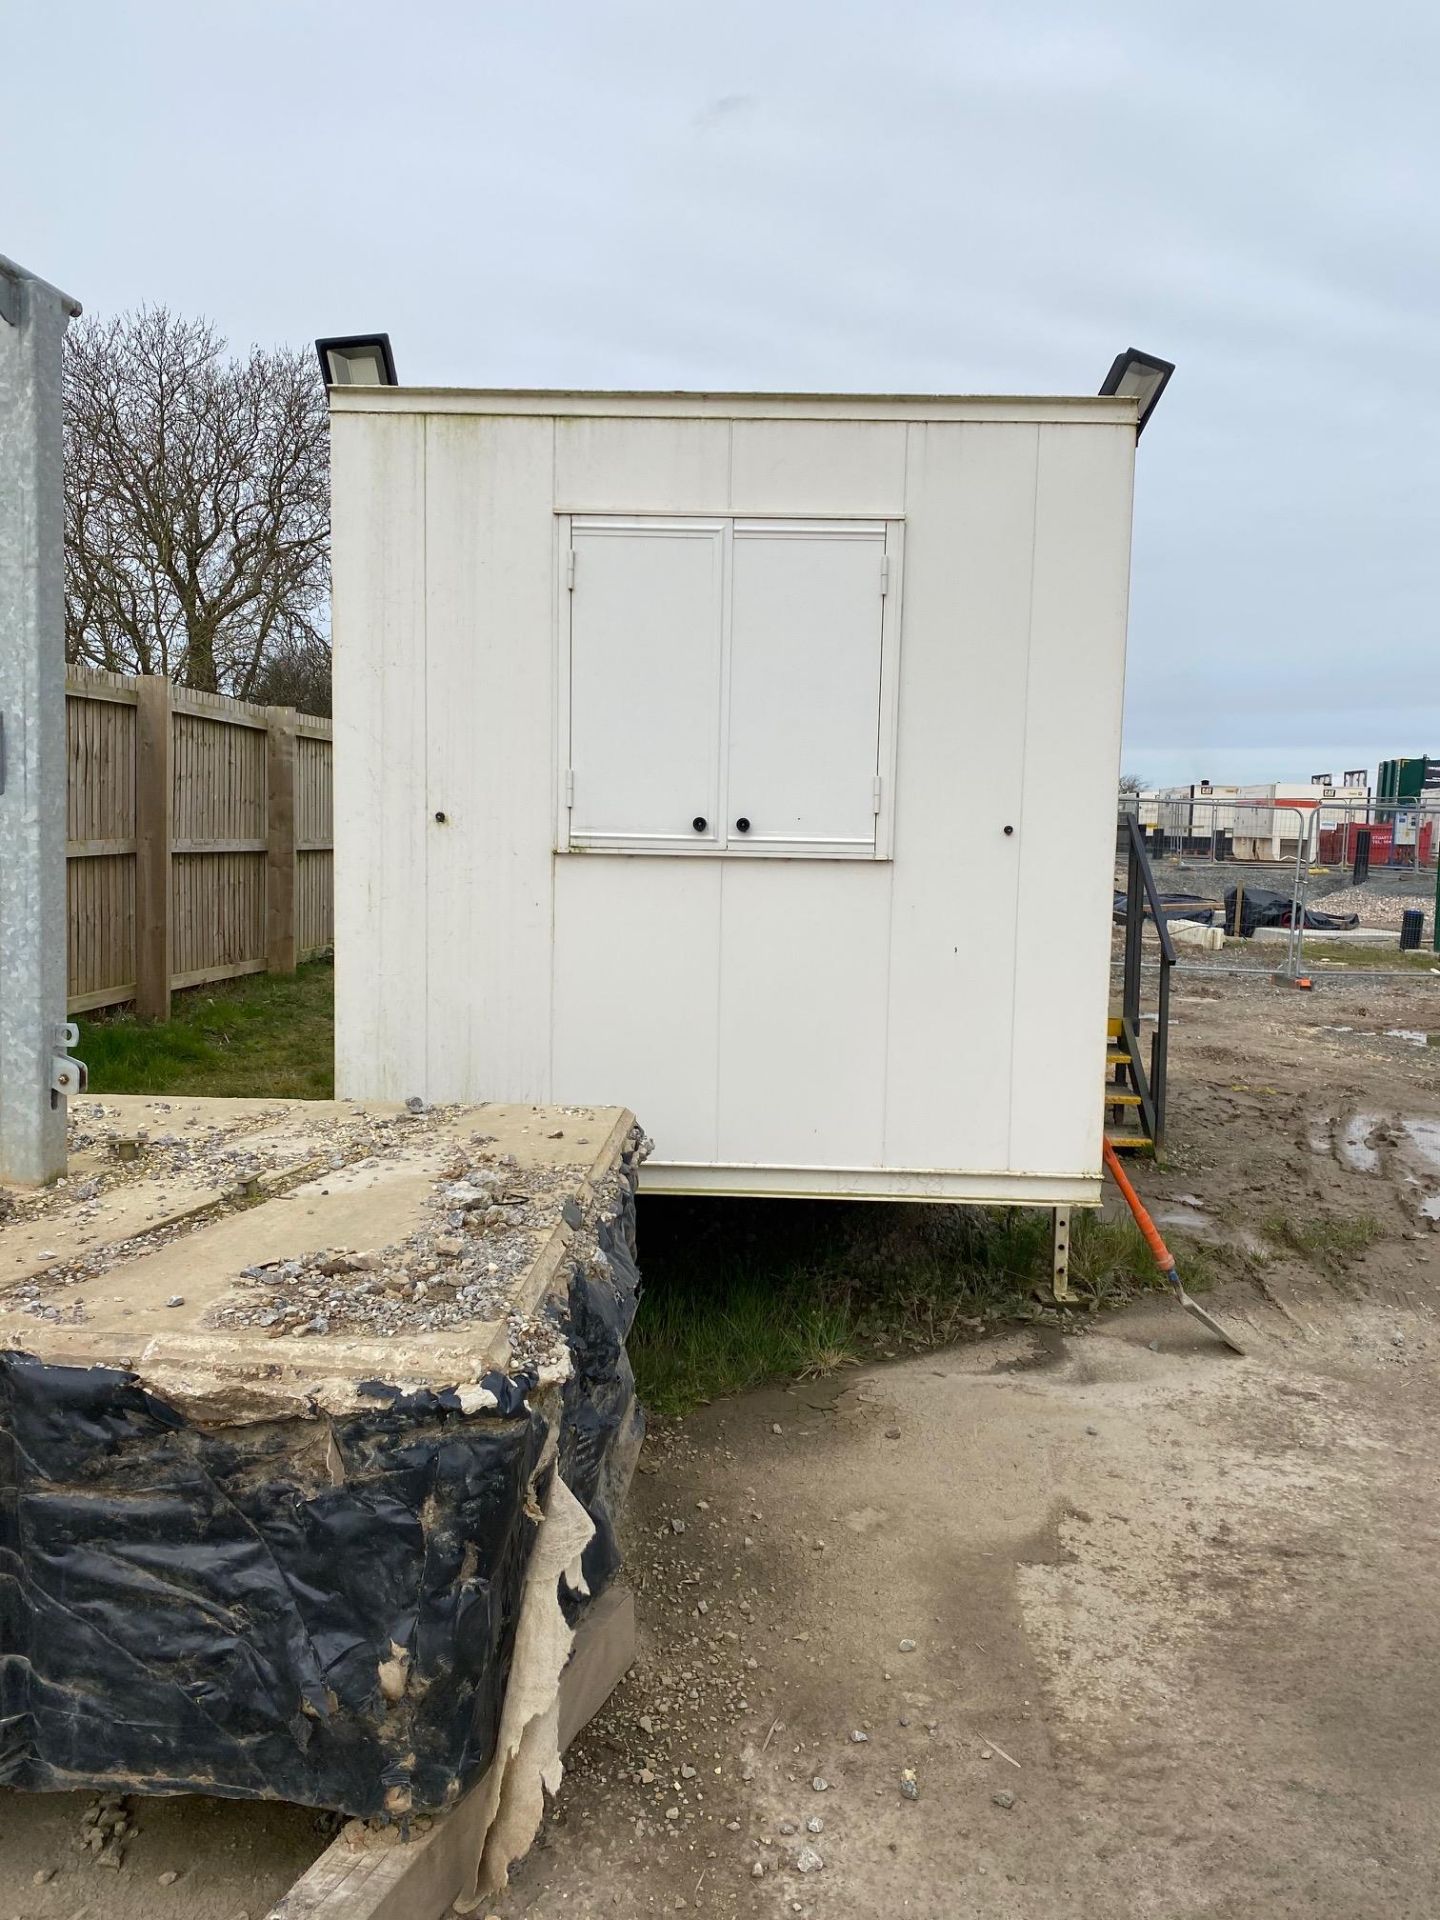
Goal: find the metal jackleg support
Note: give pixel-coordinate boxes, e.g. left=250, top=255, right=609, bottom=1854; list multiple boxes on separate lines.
left=1051, top=1205, right=1072, bottom=1304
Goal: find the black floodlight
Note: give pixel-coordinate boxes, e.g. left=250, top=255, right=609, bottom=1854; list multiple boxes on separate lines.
left=1099, top=348, right=1174, bottom=437
left=315, top=333, right=398, bottom=387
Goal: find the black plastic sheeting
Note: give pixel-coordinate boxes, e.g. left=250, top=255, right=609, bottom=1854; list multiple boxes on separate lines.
left=1221, top=886, right=1361, bottom=937
left=0, top=1171, right=643, bottom=1818
left=1112, top=891, right=1217, bottom=926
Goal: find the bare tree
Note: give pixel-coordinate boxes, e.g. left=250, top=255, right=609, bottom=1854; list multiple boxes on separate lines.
left=248, top=631, right=334, bottom=717
left=64, top=309, right=330, bottom=702
left=1118, top=772, right=1145, bottom=795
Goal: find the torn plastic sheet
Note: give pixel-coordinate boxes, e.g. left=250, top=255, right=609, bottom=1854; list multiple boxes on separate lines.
left=0, top=1165, right=643, bottom=1818
left=1222, top=886, right=1361, bottom=936
left=455, top=1454, right=594, bottom=1907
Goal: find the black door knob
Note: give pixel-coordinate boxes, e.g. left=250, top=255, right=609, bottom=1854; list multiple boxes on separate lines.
left=692, top=816, right=707, bottom=833
left=735, top=817, right=751, bottom=834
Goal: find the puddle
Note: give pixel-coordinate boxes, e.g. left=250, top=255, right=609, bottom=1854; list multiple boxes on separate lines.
left=1317, top=1025, right=1437, bottom=1047
left=1153, top=1204, right=1267, bottom=1256
left=1155, top=1205, right=1209, bottom=1234
left=1322, top=1110, right=1440, bottom=1219
left=1339, top=1113, right=1383, bottom=1174
left=1402, top=1118, right=1440, bottom=1170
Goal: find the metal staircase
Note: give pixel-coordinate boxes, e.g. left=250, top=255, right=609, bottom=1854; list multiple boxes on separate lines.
left=1108, top=812, right=1175, bottom=1154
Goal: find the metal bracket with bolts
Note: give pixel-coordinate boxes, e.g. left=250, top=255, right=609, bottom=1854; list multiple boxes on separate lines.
left=50, top=1020, right=88, bottom=1102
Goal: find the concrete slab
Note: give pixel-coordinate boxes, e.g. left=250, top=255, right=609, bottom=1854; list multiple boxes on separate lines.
left=1252, top=923, right=1401, bottom=946
left=1, top=1094, right=635, bottom=1416
left=1, top=1093, right=646, bottom=1844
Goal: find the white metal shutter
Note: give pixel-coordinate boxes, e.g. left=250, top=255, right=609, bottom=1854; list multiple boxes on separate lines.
left=568, top=519, right=724, bottom=844
left=726, top=521, right=886, bottom=850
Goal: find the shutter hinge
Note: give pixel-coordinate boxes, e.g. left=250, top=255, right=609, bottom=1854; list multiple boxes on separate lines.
left=565, top=769, right=574, bottom=807
left=880, top=555, right=889, bottom=596
left=873, top=775, right=883, bottom=815
left=567, top=550, right=576, bottom=590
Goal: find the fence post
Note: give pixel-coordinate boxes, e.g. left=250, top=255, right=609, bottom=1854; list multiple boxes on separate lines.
left=134, top=675, right=172, bottom=1022
left=266, top=706, right=298, bottom=975
left=0, top=256, right=80, bottom=1183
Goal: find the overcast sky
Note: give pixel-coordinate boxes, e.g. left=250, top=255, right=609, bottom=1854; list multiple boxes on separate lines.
left=6, top=1, right=1438, bottom=786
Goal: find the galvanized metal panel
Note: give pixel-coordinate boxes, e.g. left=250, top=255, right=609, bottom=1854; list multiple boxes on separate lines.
left=0, top=259, right=78, bottom=1182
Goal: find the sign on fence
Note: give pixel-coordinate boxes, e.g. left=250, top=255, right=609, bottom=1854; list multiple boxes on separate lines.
left=66, top=665, right=333, bottom=1021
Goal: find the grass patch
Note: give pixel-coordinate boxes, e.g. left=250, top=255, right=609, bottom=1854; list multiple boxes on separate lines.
left=78, top=959, right=335, bottom=1100
left=630, top=1197, right=1165, bottom=1416
left=1300, top=943, right=1440, bottom=972
left=1261, top=1211, right=1387, bottom=1269
left=1067, top=1213, right=1165, bottom=1305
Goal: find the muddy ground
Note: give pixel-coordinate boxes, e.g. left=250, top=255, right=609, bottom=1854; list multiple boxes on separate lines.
left=494, top=964, right=1440, bottom=1919
left=4, top=964, right=1440, bottom=1918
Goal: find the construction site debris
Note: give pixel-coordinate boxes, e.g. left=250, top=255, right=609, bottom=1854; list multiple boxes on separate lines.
left=1, top=1097, right=646, bottom=1829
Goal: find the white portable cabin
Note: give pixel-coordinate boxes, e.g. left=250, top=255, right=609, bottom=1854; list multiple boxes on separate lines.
left=331, top=385, right=1138, bottom=1209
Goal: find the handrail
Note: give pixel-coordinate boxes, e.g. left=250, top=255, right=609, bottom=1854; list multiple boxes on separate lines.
left=1119, top=812, right=1175, bottom=1151
left=1122, top=811, right=1178, bottom=968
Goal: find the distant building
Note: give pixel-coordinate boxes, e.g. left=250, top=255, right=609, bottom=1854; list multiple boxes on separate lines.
left=1231, top=782, right=1368, bottom=861
left=1137, top=777, right=1369, bottom=861
left=1378, top=757, right=1440, bottom=803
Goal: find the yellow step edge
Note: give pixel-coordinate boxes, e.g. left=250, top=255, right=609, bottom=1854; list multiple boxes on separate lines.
left=1105, top=1051, right=1133, bottom=1068
left=1103, top=1091, right=1143, bottom=1107
left=1106, top=1016, right=1123, bottom=1038
left=1106, top=1133, right=1154, bottom=1150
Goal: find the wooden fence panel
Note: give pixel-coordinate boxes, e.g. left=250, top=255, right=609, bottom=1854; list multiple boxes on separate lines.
left=64, top=667, right=333, bottom=1018
left=171, top=851, right=267, bottom=984
left=296, top=729, right=335, bottom=958
left=67, top=854, right=136, bottom=1011
left=172, top=710, right=267, bottom=847
left=64, top=677, right=141, bottom=1011
left=297, top=850, right=334, bottom=957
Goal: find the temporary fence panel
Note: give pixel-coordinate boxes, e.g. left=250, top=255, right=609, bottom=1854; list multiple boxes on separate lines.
left=64, top=665, right=333, bottom=1018
left=1121, top=793, right=1440, bottom=975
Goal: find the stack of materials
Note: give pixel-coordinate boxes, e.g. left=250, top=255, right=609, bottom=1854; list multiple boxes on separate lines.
left=0, top=1095, right=645, bottom=1887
